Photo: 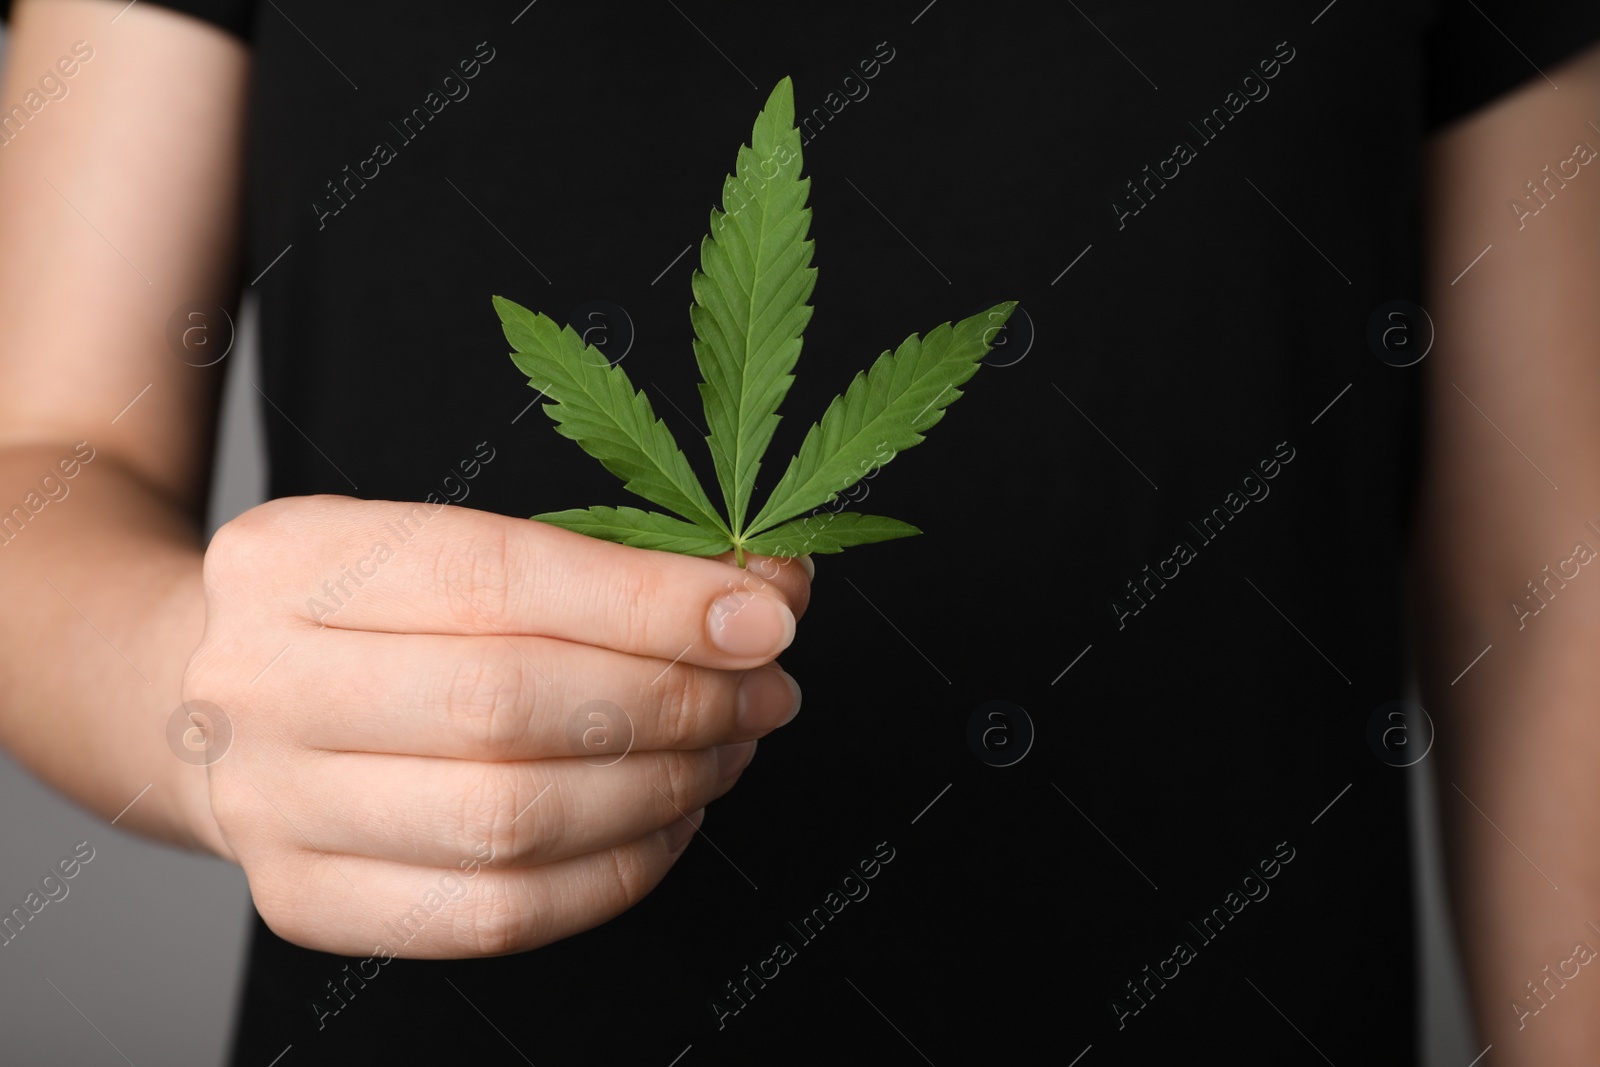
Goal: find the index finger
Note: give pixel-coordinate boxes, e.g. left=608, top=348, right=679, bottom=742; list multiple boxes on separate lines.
left=233, top=497, right=808, bottom=670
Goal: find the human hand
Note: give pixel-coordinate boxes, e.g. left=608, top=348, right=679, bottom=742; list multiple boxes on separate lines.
left=180, top=495, right=809, bottom=957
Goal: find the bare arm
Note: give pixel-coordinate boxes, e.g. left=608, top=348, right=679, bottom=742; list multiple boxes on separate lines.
left=1419, top=39, right=1600, bottom=1064
left=0, top=0, right=812, bottom=959
left=0, top=0, right=247, bottom=855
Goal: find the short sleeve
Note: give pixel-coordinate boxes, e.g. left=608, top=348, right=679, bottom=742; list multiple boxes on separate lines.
left=0, top=0, right=255, bottom=41
left=1426, top=0, right=1600, bottom=130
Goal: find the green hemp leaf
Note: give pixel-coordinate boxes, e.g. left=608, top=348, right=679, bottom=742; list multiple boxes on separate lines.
left=493, top=77, right=1015, bottom=566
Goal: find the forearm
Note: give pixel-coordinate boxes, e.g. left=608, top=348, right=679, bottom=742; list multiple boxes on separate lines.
left=0, top=443, right=223, bottom=857
left=1420, top=585, right=1600, bottom=1062
left=1416, top=36, right=1600, bottom=1061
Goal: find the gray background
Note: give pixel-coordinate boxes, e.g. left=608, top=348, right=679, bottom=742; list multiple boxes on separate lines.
left=0, top=26, right=1479, bottom=1067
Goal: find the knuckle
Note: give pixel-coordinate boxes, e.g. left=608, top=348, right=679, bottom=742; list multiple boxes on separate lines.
left=431, top=522, right=514, bottom=630
left=179, top=636, right=223, bottom=704
left=460, top=766, right=547, bottom=863
left=242, top=857, right=318, bottom=948
left=656, top=665, right=711, bottom=748
left=248, top=886, right=302, bottom=946
left=603, top=841, right=655, bottom=913
left=444, top=653, right=528, bottom=758
left=203, top=507, right=272, bottom=591
left=206, top=776, right=251, bottom=840
left=182, top=624, right=262, bottom=703
left=203, top=497, right=335, bottom=615
left=462, top=879, right=545, bottom=956
left=208, top=765, right=297, bottom=861
left=610, top=562, right=665, bottom=651
left=657, top=748, right=704, bottom=815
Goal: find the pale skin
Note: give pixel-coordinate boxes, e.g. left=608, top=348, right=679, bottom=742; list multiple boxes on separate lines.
left=4, top=1, right=1600, bottom=1056
left=0, top=0, right=809, bottom=959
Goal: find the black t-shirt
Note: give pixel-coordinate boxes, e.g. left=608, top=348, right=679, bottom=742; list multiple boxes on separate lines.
left=8, top=1, right=1600, bottom=1063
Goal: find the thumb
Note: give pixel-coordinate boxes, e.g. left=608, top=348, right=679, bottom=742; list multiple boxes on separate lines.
left=710, top=551, right=813, bottom=623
